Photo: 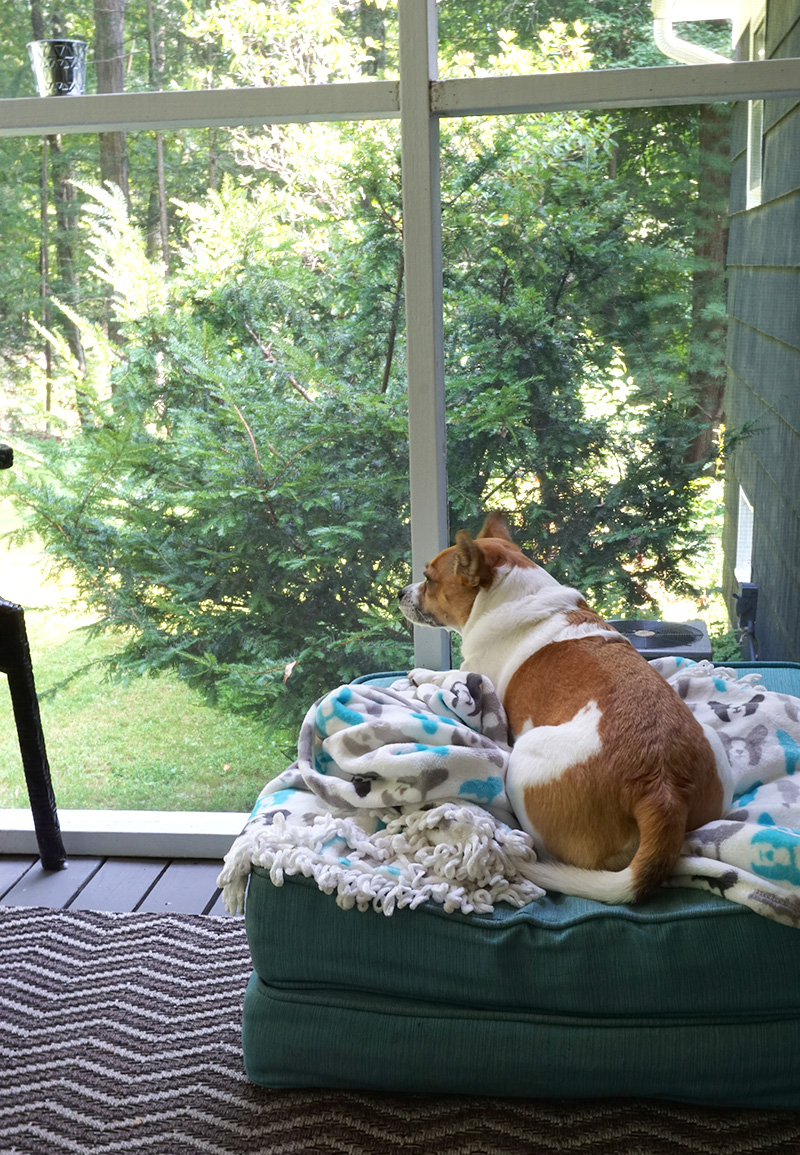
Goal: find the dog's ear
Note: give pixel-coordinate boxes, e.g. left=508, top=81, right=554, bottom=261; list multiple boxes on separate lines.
left=477, top=511, right=512, bottom=542
left=454, top=531, right=495, bottom=588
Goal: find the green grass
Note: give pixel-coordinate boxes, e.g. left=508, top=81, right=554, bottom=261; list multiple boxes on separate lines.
left=0, top=498, right=294, bottom=811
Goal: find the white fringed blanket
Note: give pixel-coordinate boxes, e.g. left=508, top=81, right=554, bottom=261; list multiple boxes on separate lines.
left=217, top=661, right=800, bottom=927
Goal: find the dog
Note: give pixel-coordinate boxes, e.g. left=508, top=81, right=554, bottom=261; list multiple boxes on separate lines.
left=398, top=512, right=733, bottom=903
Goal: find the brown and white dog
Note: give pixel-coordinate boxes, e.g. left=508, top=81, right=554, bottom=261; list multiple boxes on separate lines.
left=398, top=512, right=733, bottom=903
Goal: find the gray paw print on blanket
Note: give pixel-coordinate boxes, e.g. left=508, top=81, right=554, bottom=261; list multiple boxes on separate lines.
left=381, top=767, right=449, bottom=807
left=721, top=724, right=769, bottom=770
left=777, top=694, right=800, bottom=723
left=684, top=820, right=744, bottom=860
left=337, top=722, right=407, bottom=759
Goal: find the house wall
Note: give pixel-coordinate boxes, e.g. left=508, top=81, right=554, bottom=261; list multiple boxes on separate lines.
left=723, top=1, right=800, bottom=659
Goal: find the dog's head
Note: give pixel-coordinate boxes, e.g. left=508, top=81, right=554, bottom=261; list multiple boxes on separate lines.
left=398, top=512, right=537, bottom=631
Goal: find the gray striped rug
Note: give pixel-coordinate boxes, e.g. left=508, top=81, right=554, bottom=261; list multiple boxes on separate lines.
left=1, top=906, right=798, bottom=1155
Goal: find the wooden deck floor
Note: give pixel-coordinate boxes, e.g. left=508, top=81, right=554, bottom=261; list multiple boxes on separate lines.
left=0, top=854, right=235, bottom=916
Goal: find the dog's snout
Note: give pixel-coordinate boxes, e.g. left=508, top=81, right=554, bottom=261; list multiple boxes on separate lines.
left=398, top=585, right=410, bottom=601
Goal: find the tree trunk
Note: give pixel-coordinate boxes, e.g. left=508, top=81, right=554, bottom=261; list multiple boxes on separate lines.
left=40, top=139, right=53, bottom=422
left=94, top=0, right=130, bottom=206
left=208, top=128, right=221, bottom=192
left=50, top=133, right=91, bottom=423
left=29, top=0, right=44, bottom=40
left=380, top=252, right=404, bottom=393
left=94, top=0, right=129, bottom=357
left=31, top=1, right=89, bottom=425
left=686, top=104, right=731, bottom=465
left=146, top=0, right=170, bottom=268
left=359, top=0, right=386, bottom=76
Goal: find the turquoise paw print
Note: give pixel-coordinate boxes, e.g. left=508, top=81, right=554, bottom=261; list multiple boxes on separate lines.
left=458, top=776, right=504, bottom=803
left=250, top=787, right=297, bottom=819
left=733, top=781, right=763, bottom=807
left=316, top=687, right=364, bottom=736
left=410, top=711, right=440, bottom=736
left=314, top=751, right=334, bottom=775
left=777, top=730, right=799, bottom=775
left=750, top=827, right=800, bottom=887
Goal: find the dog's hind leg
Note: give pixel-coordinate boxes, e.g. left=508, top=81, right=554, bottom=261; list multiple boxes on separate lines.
left=524, top=790, right=688, bottom=904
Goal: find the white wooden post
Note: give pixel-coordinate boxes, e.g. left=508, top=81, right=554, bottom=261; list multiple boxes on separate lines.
left=398, top=0, right=451, bottom=670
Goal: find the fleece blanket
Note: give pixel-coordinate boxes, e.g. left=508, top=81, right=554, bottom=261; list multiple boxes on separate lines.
left=657, top=658, right=800, bottom=927
left=217, top=661, right=800, bottom=928
left=217, top=669, right=544, bottom=916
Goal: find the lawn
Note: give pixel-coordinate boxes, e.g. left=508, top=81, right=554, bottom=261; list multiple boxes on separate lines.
left=0, top=499, right=295, bottom=812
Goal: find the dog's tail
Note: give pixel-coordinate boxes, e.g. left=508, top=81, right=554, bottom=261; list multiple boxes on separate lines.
left=526, top=791, right=689, bottom=905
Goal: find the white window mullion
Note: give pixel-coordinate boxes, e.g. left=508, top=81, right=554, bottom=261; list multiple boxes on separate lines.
left=0, top=82, right=400, bottom=137
left=432, top=58, right=800, bottom=119
left=1, top=57, right=799, bottom=142
left=399, top=0, right=450, bottom=670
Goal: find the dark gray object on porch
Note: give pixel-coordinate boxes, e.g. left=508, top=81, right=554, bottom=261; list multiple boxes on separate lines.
left=0, top=599, right=66, bottom=870
left=610, top=618, right=713, bottom=661
left=0, top=444, right=66, bottom=870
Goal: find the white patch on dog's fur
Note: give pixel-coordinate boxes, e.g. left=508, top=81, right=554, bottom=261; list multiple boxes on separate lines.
left=506, top=700, right=603, bottom=841
left=461, top=567, right=618, bottom=701
left=524, top=860, right=638, bottom=904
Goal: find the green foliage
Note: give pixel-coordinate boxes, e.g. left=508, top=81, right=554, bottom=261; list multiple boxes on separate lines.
left=433, top=36, right=718, bottom=612
left=0, top=500, right=290, bottom=809
left=711, top=629, right=745, bottom=663
left=7, top=174, right=417, bottom=725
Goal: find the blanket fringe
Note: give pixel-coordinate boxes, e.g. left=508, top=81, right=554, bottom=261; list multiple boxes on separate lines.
left=669, top=660, right=762, bottom=686
left=216, top=804, right=544, bottom=917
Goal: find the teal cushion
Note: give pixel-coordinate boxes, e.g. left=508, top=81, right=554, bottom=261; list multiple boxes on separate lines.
left=243, top=968, right=800, bottom=1105
left=241, top=663, right=800, bottom=1107
left=245, top=871, right=794, bottom=1020
left=243, top=870, right=800, bottom=1107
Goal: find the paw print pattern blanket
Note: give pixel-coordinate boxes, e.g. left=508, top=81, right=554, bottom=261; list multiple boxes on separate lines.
left=217, top=669, right=546, bottom=917
left=217, top=662, right=800, bottom=927
left=655, top=658, right=800, bottom=927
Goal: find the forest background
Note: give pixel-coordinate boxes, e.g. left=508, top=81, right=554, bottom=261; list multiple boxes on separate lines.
left=0, top=0, right=739, bottom=808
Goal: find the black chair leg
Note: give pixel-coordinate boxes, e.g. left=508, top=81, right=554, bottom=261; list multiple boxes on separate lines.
left=0, top=599, right=67, bottom=871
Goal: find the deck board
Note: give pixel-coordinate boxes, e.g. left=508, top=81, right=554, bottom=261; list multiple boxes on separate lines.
left=0, top=855, right=36, bottom=899
left=0, top=855, right=235, bottom=916
left=0, top=857, right=103, bottom=908
left=68, top=858, right=167, bottom=913
left=135, top=860, right=225, bottom=915
left=205, top=888, right=232, bottom=917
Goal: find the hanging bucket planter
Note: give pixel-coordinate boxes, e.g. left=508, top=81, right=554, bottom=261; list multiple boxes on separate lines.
left=27, top=39, right=87, bottom=97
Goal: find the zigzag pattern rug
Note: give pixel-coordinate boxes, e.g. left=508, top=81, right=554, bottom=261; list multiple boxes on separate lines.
left=1, top=905, right=798, bottom=1155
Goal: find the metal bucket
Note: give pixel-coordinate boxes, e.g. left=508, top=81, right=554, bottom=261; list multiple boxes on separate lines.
left=27, top=39, right=87, bottom=97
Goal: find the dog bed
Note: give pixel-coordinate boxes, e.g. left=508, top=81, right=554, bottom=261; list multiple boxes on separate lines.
left=225, top=662, right=800, bottom=1108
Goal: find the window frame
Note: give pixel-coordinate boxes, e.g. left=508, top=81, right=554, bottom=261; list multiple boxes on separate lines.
left=746, top=9, right=768, bottom=208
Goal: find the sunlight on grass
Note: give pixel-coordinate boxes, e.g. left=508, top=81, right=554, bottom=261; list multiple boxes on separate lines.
left=0, top=498, right=294, bottom=812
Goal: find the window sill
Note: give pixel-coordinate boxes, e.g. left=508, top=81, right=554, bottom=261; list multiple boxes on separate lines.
left=0, top=808, right=248, bottom=859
